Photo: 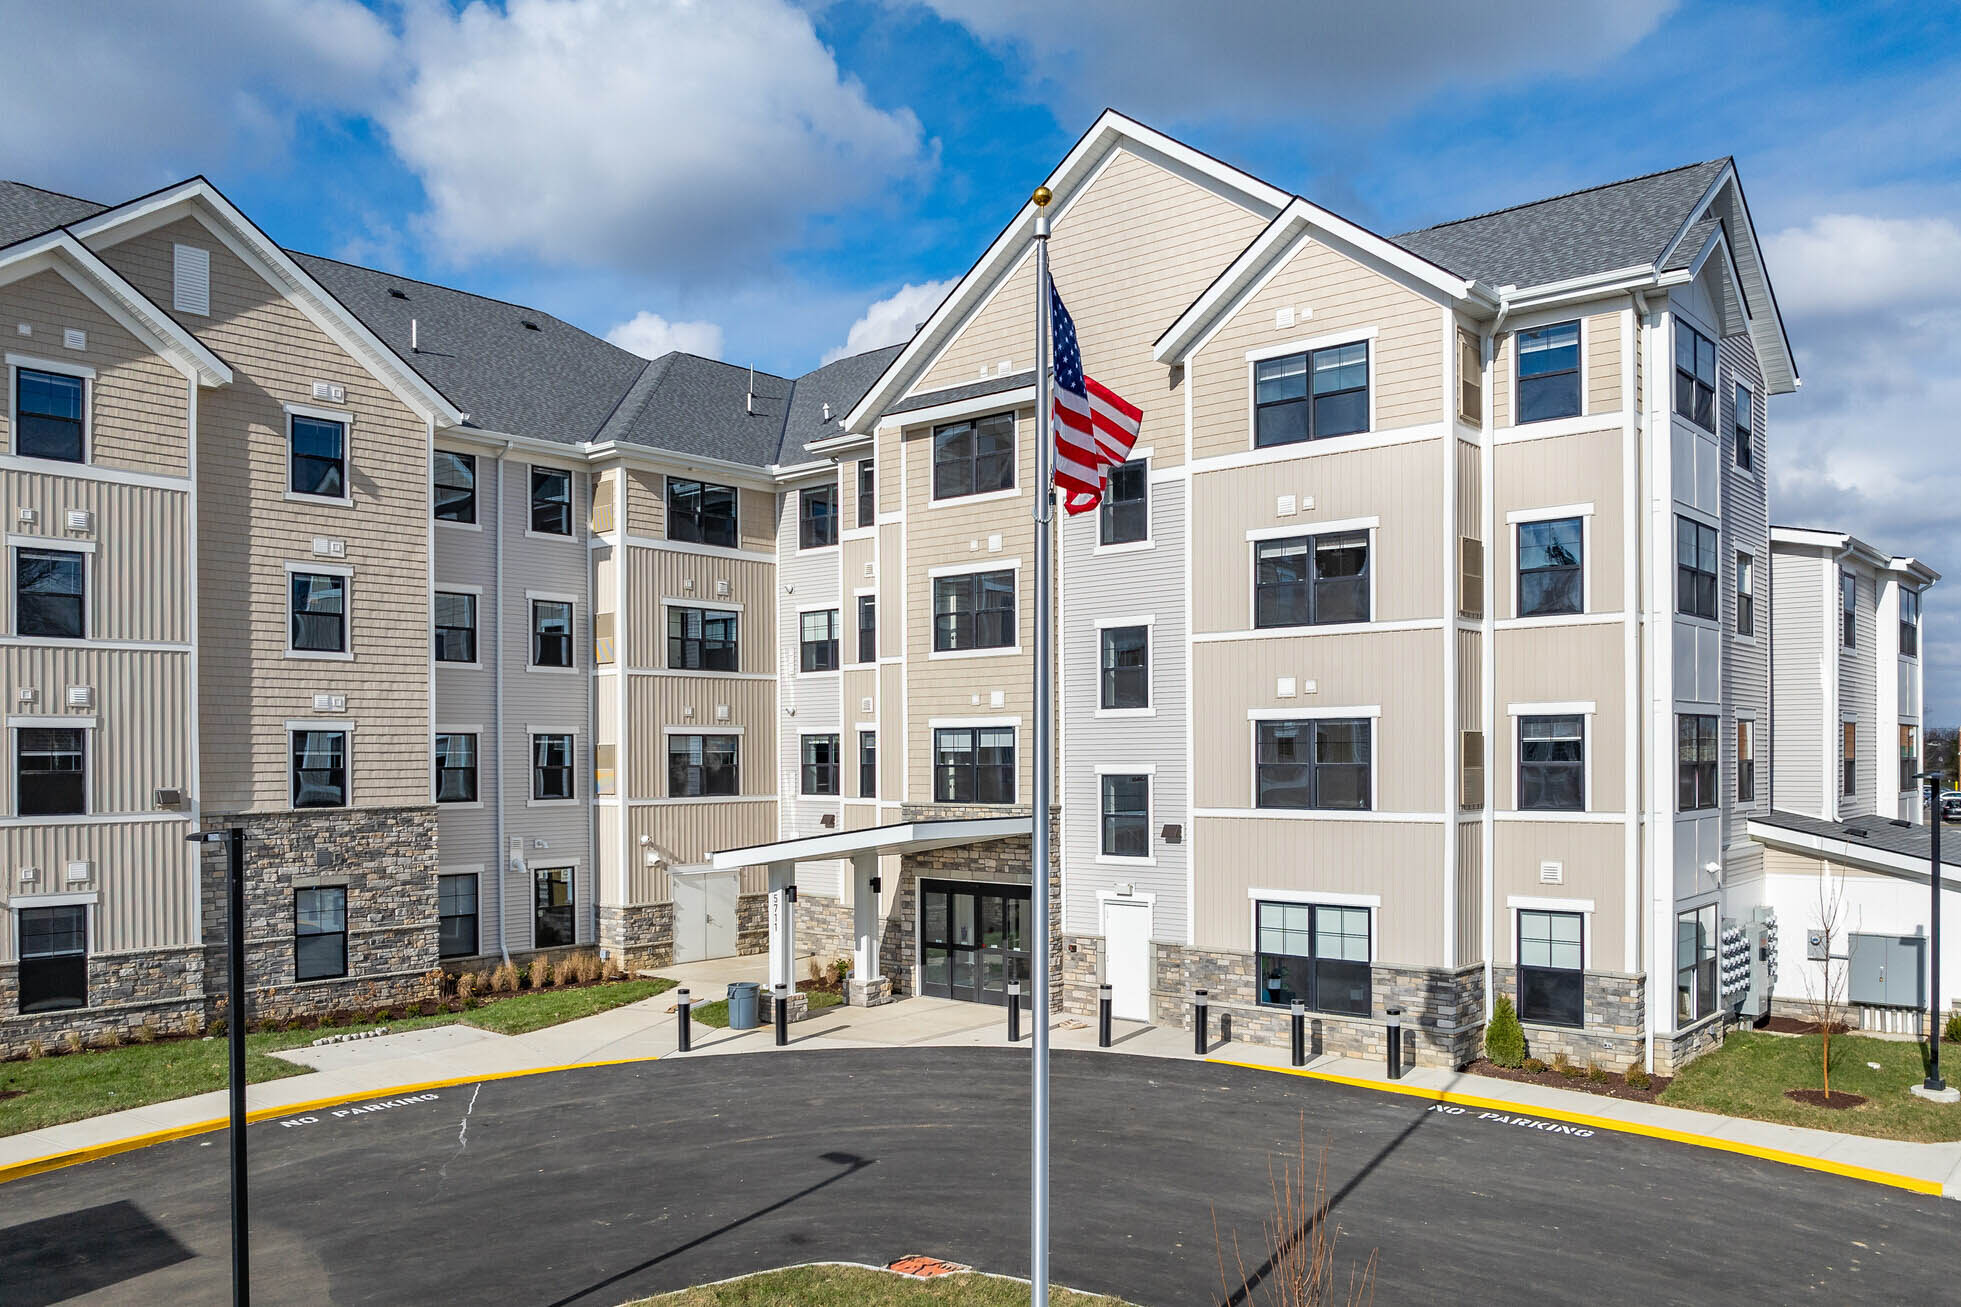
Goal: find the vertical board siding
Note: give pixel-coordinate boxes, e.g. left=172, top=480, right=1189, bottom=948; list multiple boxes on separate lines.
left=1493, top=624, right=1627, bottom=812
left=1493, top=821, right=1629, bottom=971
left=623, top=545, right=774, bottom=672
left=1, top=647, right=191, bottom=815
left=5, top=473, right=192, bottom=643
left=624, top=675, right=774, bottom=799
left=0, top=822, right=199, bottom=959
left=1492, top=427, right=1626, bottom=618
left=627, top=801, right=773, bottom=902
left=1456, top=821, right=1484, bottom=964
left=777, top=479, right=844, bottom=893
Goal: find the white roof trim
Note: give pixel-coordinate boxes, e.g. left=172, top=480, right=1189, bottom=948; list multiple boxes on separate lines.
left=1748, top=818, right=1961, bottom=888
left=709, top=816, right=1032, bottom=869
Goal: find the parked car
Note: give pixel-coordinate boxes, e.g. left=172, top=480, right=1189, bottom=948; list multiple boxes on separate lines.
left=1942, top=791, right=1961, bottom=823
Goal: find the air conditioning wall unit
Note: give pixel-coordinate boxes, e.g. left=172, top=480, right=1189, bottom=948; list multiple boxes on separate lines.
left=312, top=381, right=346, bottom=403
left=154, top=787, right=185, bottom=809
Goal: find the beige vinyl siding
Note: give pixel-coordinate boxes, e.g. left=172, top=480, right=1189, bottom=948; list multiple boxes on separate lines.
left=1585, top=311, right=1621, bottom=414
left=1493, top=821, right=1629, bottom=971
left=594, top=800, right=621, bottom=898
left=1456, top=629, right=1480, bottom=734
left=876, top=425, right=904, bottom=515
left=624, top=675, right=774, bottom=801
left=842, top=535, right=876, bottom=631
left=1189, top=234, right=1445, bottom=463
left=593, top=672, right=618, bottom=750
left=1492, top=427, right=1626, bottom=618
left=623, top=472, right=773, bottom=553
left=1456, top=821, right=1483, bottom=964
left=1493, top=623, right=1626, bottom=812
left=0, top=268, right=190, bottom=477
left=1491, top=334, right=1513, bottom=429
left=1455, top=437, right=1481, bottom=542
left=0, top=823, right=199, bottom=960
left=2, top=647, right=191, bottom=814
left=878, top=520, right=904, bottom=652
left=622, top=545, right=774, bottom=672
left=626, top=801, right=773, bottom=902
left=5, top=471, right=192, bottom=642
left=844, top=452, right=876, bottom=530
left=879, top=660, right=904, bottom=799
left=1189, top=440, right=1444, bottom=632
left=625, top=468, right=664, bottom=538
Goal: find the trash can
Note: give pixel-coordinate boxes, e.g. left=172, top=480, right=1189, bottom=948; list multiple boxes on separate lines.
left=726, top=981, right=760, bottom=1031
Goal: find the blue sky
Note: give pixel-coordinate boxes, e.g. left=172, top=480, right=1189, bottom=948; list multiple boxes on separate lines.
left=5, top=0, right=1958, bottom=717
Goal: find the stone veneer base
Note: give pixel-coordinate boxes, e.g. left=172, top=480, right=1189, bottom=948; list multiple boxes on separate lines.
left=0, top=948, right=208, bottom=1058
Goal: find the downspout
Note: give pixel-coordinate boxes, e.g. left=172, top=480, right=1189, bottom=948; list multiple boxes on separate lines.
left=1627, top=292, right=1649, bottom=1068
left=493, top=439, right=513, bottom=964
left=1480, top=298, right=1508, bottom=1033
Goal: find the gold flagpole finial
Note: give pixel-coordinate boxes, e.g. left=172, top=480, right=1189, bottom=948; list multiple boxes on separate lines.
left=1032, top=185, right=1052, bottom=208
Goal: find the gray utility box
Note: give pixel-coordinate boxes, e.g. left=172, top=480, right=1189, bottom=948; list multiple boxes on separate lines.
left=1847, top=932, right=1926, bottom=1009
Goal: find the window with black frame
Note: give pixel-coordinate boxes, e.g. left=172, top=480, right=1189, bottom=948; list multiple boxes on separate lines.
left=1676, top=714, right=1718, bottom=811
left=1841, top=571, right=1857, bottom=648
left=18, top=905, right=87, bottom=1012
left=434, top=450, right=476, bottom=523
left=669, top=733, right=738, bottom=796
left=1738, top=720, right=1756, bottom=802
left=14, top=367, right=85, bottom=462
left=932, top=412, right=1014, bottom=499
left=800, top=482, right=838, bottom=549
left=933, top=570, right=1015, bottom=651
left=292, top=730, right=346, bottom=808
left=1099, top=625, right=1148, bottom=709
left=1735, top=553, right=1754, bottom=637
left=859, top=730, right=877, bottom=797
left=1676, top=517, right=1719, bottom=620
left=15, top=547, right=84, bottom=638
left=1518, top=715, right=1585, bottom=810
left=434, top=732, right=477, bottom=803
left=17, top=727, right=85, bottom=815
left=857, top=458, right=875, bottom=527
left=289, top=414, right=346, bottom=498
left=1253, top=531, right=1369, bottom=628
left=295, top=886, right=347, bottom=981
left=531, top=599, right=573, bottom=668
left=530, top=467, right=572, bottom=535
left=1515, top=320, right=1581, bottom=422
left=1901, top=724, right=1920, bottom=794
left=857, top=595, right=877, bottom=664
left=1099, top=774, right=1149, bottom=858
left=290, top=571, right=347, bottom=653
left=666, top=478, right=739, bottom=548
left=801, top=734, right=840, bottom=796
left=434, top=591, right=477, bottom=663
left=1253, top=342, right=1369, bottom=446
left=1674, top=322, right=1717, bottom=430
left=1517, top=518, right=1582, bottom=617
left=1518, top=909, right=1583, bottom=1027
left=800, top=609, right=839, bottom=671
left=934, top=726, right=1015, bottom=803
left=1733, top=382, right=1753, bottom=469
left=1676, top=903, right=1717, bottom=1024
left=1099, top=459, right=1147, bottom=545
left=1901, top=588, right=1921, bottom=656
left=532, top=733, right=574, bottom=800
left=534, top=868, right=573, bottom=948
left=1842, top=721, right=1857, bottom=797
left=438, top=873, right=478, bottom=959
left=1255, top=719, right=1371, bottom=810
left=667, top=605, right=737, bottom=671
left=1255, top=901, right=1371, bottom=1016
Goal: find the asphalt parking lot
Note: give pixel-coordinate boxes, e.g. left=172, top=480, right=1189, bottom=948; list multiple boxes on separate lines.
left=0, top=1047, right=1950, bottom=1306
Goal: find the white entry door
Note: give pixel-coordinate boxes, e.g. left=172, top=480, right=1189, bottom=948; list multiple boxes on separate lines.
left=673, top=869, right=739, bottom=964
left=1104, top=899, right=1152, bottom=1022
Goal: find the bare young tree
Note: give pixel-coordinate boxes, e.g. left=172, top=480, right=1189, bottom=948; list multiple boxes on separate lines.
left=1801, top=870, right=1853, bottom=1100
left=1213, top=1116, right=1377, bottom=1307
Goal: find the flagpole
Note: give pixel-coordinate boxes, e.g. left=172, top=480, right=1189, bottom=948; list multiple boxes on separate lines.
left=1029, top=183, right=1055, bottom=1307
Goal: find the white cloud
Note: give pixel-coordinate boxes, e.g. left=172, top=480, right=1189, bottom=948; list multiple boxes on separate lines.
left=1763, top=214, right=1961, bottom=320
left=385, top=0, right=927, bottom=279
left=605, top=311, right=725, bottom=361
left=823, top=278, right=955, bottom=363
left=896, top=0, right=1674, bottom=122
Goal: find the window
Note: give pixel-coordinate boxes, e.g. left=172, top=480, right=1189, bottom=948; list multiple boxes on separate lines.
left=1099, top=774, right=1149, bottom=858
left=1901, top=724, right=1920, bottom=795
left=1518, top=910, right=1583, bottom=1027
left=435, top=733, right=477, bottom=803
left=1674, top=321, right=1716, bottom=430
left=530, top=467, right=572, bottom=536
left=1842, top=721, right=1857, bottom=798
left=438, top=874, right=478, bottom=959
left=1738, top=720, right=1756, bottom=803
left=667, top=606, right=737, bottom=671
left=1735, top=554, right=1754, bottom=637
left=531, top=599, right=573, bottom=668
left=800, top=609, right=839, bottom=672
left=434, top=451, right=476, bottom=523
left=857, top=459, right=875, bottom=527
left=1253, top=531, right=1369, bottom=628
left=17, top=905, right=86, bottom=1012
left=668, top=734, right=738, bottom=797
left=15, top=368, right=85, bottom=463
left=801, top=734, right=840, bottom=796
left=857, top=595, right=877, bottom=664
left=295, top=887, right=347, bottom=981
left=1676, top=518, right=1719, bottom=620
left=17, top=727, right=85, bottom=815
left=1255, top=901, right=1370, bottom=1016
left=1099, top=625, right=1148, bottom=709
left=859, top=730, right=876, bottom=797
left=533, top=733, right=574, bottom=801
left=1901, top=589, right=1921, bottom=657
left=1676, top=715, right=1718, bottom=811
left=1254, top=341, right=1369, bottom=447
left=1515, top=320, right=1580, bottom=423
left=1733, top=382, right=1753, bottom=470
left=289, top=414, right=346, bottom=499
left=932, top=411, right=1014, bottom=499
left=1256, top=719, right=1371, bottom=811
left=666, top=478, right=738, bottom=548
left=289, top=572, right=347, bottom=653
left=291, top=730, right=347, bottom=808
left=933, top=570, right=1015, bottom=651
left=1100, top=459, right=1148, bottom=545
left=934, top=726, right=1015, bottom=804
left=1676, top=903, right=1718, bottom=1024
left=1518, top=715, right=1585, bottom=811
left=594, top=742, right=616, bottom=796
left=15, top=547, right=84, bottom=638
left=1517, top=518, right=1582, bottom=617
left=434, top=592, right=477, bottom=663
left=534, top=868, right=573, bottom=948
left=1841, top=571, right=1857, bottom=648
left=800, top=482, right=838, bottom=549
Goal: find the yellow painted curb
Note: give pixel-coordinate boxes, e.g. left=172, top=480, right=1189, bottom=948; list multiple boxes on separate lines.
left=0, top=1054, right=662, bottom=1186
left=1211, top=1057, right=1945, bottom=1197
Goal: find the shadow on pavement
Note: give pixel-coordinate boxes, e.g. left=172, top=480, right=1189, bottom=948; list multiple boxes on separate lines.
left=0, top=1199, right=194, bottom=1307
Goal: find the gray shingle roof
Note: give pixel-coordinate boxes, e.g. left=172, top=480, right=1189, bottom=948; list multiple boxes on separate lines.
left=888, top=370, right=1035, bottom=417
left=1753, top=809, right=1960, bottom=870
left=596, top=352, right=794, bottom=467
left=1662, top=216, right=1724, bottom=273
left=0, top=181, right=107, bottom=247
left=1396, top=159, right=1730, bottom=289
left=779, top=344, right=905, bottom=461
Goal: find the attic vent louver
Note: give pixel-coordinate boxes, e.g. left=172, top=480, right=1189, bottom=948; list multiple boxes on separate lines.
left=387, top=287, right=408, bottom=299
left=521, top=320, right=540, bottom=331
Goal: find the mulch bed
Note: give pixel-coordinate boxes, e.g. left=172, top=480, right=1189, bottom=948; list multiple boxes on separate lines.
left=1783, top=1088, right=1867, bottom=1109
left=1466, top=1058, right=1672, bottom=1103
left=1759, top=1016, right=1851, bottom=1036
left=0, top=1089, right=24, bottom=1102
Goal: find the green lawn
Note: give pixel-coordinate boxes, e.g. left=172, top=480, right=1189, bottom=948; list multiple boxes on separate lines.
left=0, top=976, right=674, bottom=1138
left=625, top=1265, right=1135, bottom=1306
left=688, top=988, right=843, bottom=1030
left=1660, top=1031, right=1961, bottom=1142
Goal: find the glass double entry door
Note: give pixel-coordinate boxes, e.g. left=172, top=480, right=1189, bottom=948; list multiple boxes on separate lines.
left=920, top=880, right=1033, bottom=1007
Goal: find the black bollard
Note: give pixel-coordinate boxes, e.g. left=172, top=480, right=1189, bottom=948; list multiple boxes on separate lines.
left=1097, top=983, right=1113, bottom=1048
left=1008, top=981, right=1022, bottom=1042
left=676, top=987, right=692, bottom=1053
left=1385, top=1005, right=1404, bottom=1079
left=1290, top=1000, right=1306, bottom=1067
left=774, top=984, right=790, bottom=1047
left=1193, top=989, right=1209, bottom=1056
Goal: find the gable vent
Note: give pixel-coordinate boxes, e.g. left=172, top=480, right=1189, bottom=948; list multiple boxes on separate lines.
left=172, top=243, right=210, bottom=316
left=387, top=287, right=408, bottom=300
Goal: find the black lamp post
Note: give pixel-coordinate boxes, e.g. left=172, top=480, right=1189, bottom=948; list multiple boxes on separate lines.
left=1916, top=773, right=1945, bottom=1093
left=188, top=826, right=249, bottom=1306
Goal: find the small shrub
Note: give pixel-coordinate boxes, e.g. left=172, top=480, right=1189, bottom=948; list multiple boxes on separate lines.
left=205, top=1016, right=227, bottom=1038
left=603, top=956, right=624, bottom=981
left=581, top=953, right=603, bottom=983
left=1624, top=1065, right=1653, bottom=1091
left=25, top=1039, right=46, bottom=1060
left=96, top=1028, right=126, bottom=1050
left=491, top=962, right=519, bottom=994
left=455, top=972, right=477, bottom=1003
left=61, top=1031, right=85, bottom=1055
left=1555, top=1056, right=1582, bottom=1079
left=833, top=956, right=852, bottom=987
left=421, top=968, right=450, bottom=1000
left=1945, top=1011, right=1961, bottom=1045
left=1521, top=1057, right=1546, bottom=1074
left=133, top=1021, right=159, bottom=1045
left=527, top=957, right=550, bottom=991
left=1484, top=995, right=1526, bottom=1068
left=1585, top=1062, right=1610, bottom=1084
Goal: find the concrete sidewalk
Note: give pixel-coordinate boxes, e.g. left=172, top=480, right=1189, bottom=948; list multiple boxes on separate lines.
left=5, top=983, right=1960, bottom=1199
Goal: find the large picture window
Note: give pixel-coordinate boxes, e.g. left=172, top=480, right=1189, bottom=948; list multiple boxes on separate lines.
left=291, top=730, right=347, bottom=808
left=801, top=734, right=840, bottom=796
left=934, top=726, right=1015, bottom=804
left=1254, top=341, right=1369, bottom=447
left=1676, top=903, right=1718, bottom=1024
left=1255, top=719, right=1371, bottom=811
left=1100, top=459, right=1148, bottom=545
left=15, top=547, right=84, bottom=638
left=435, top=732, right=478, bottom=803
left=932, top=412, right=1014, bottom=500
left=668, top=733, right=738, bottom=797
left=1518, top=910, right=1583, bottom=1027
left=1676, top=517, right=1719, bottom=620
left=667, top=606, right=737, bottom=671
left=1674, top=321, right=1716, bottom=430
left=800, top=482, right=838, bottom=549
left=666, top=478, right=738, bottom=548
left=1255, top=901, right=1370, bottom=1016
left=289, top=571, right=347, bottom=653
left=531, top=599, right=574, bottom=668
left=532, top=733, right=574, bottom=801
left=1518, top=715, right=1585, bottom=811
left=530, top=467, right=572, bottom=536
left=534, top=868, right=573, bottom=948
left=1099, top=625, right=1148, bottom=709
left=1099, top=774, right=1149, bottom=858
left=1515, top=320, right=1581, bottom=423
left=18, top=905, right=87, bottom=1012
left=800, top=609, right=839, bottom=672
left=295, top=886, right=347, bottom=981
left=1253, top=531, right=1369, bottom=628
left=438, top=873, right=478, bottom=959
left=434, top=451, right=476, bottom=523
left=434, top=591, right=477, bottom=663
left=15, top=367, right=85, bottom=463
left=933, top=570, right=1015, bottom=651
left=289, top=414, right=347, bottom=499
left=1517, top=518, right=1582, bottom=617
left=1677, top=714, right=1718, bottom=811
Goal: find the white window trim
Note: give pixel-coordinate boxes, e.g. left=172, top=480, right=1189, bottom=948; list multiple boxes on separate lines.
left=1246, top=896, right=1376, bottom=987
left=1246, top=523, right=1379, bottom=633
left=1093, top=765, right=1156, bottom=867
left=926, top=410, right=1020, bottom=507
left=1244, top=327, right=1378, bottom=453
left=663, top=730, right=743, bottom=801
left=1732, top=379, right=1757, bottom=475
left=1247, top=712, right=1380, bottom=813
left=927, top=559, right=1021, bottom=660
left=795, top=602, right=843, bottom=675
left=928, top=719, right=1019, bottom=805
left=287, top=723, right=352, bottom=812
left=527, top=729, right=579, bottom=807
left=1092, top=453, right=1152, bottom=554
left=1508, top=316, right=1587, bottom=429
left=9, top=718, right=94, bottom=820
left=7, top=356, right=95, bottom=470
left=282, top=403, right=354, bottom=507
left=1245, top=516, right=1380, bottom=543
left=432, top=726, right=483, bottom=809
left=432, top=447, right=483, bottom=532
left=1508, top=901, right=1593, bottom=988
left=526, top=592, right=580, bottom=674
left=523, top=464, right=579, bottom=543
left=433, top=583, right=484, bottom=671
left=284, top=560, right=354, bottom=661
left=1509, top=503, right=1594, bottom=620
left=7, top=538, right=91, bottom=645
left=1095, top=616, right=1154, bottom=716
left=1510, top=705, right=1596, bottom=814
left=798, top=730, right=845, bottom=799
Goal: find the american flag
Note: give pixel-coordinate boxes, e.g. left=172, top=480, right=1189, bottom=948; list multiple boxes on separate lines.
left=1049, top=281, right=1142, bottom=515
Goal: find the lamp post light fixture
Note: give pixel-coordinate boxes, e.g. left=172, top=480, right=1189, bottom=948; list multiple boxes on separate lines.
left=1915, top=772, right=1948, bottom=1096
left=187, top=826, right=250, bottom=1305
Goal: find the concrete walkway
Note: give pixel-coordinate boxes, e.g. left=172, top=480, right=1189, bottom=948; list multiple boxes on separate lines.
left=6, top=980, right=1960, bottom=1199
